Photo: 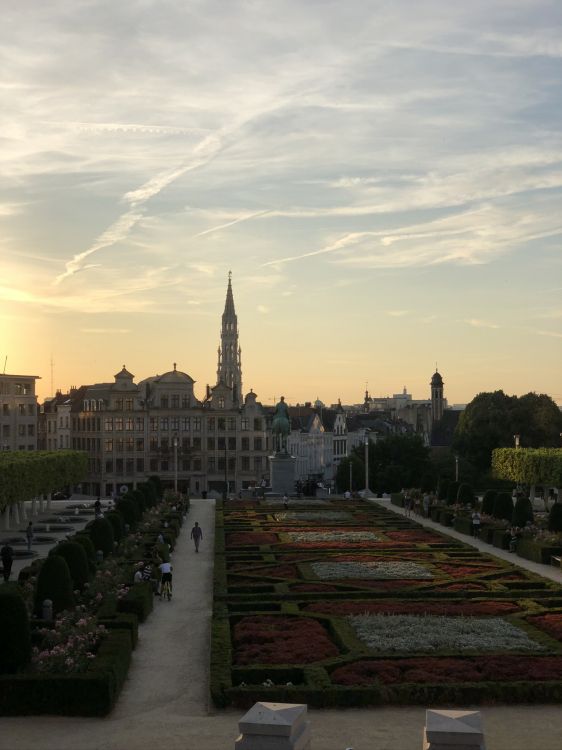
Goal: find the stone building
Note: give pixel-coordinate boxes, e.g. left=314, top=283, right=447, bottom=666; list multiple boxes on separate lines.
left=0, top=373, right=40, bottom=451
left=39, top=277, right=270, bottom=496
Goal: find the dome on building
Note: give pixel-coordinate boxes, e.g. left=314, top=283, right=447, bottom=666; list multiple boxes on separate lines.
left=157, top=363, right=194, bottom=384
left=431, top=370, right=444, bottom=386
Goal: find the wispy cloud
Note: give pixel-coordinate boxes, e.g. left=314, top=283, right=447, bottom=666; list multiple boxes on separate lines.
left=386, top=310, right=409, bottom=317
left=81, top=328, right=130, bottom=334
left=465, top=319, right=501, bottom=330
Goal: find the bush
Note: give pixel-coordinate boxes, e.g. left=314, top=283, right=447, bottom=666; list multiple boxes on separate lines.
left=481, top=490, right=497, bottom=515
left=457, top=483, right=474, bottom=506
left=49, top=542, right=90, bottom=591
left=115, top=498, right=138, bottom=530
left=492, top=492, right=514, bottom=522
left=0, top=591, right=31, bottom=674
left=138, top=481, right=158, bottom=508
left=105, top=512, right=125, bottom=543
left=117, top=583, right=153, bottom=623
left=548, top=503, right=562, bottom=532
left=34, top=555, right=74, bottom=616
left=86, top=518, right=115, bottom=558
left=148, top=475, right=163, bottom=499
left=446, top=481, right=459, bottom=506
left=512, top=496, right=534, bottom=528
left=130, top=489, right=147, bottom=513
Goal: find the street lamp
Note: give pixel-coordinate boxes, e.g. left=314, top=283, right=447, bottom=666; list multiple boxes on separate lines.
left=454, top=454, right=459, bottom=483
left=349, top=456, right=353, bottom=492
left=172, top=433, right=179, bottom=493
left=514, top=434, right=520, bottom=449
left=364, top=430, right=370, bottom=495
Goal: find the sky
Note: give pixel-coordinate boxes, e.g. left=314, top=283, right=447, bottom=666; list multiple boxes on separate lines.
left=1, top=0, right=561, bottom=407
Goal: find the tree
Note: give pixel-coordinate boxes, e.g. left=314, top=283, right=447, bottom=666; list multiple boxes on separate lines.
left=335, top=454, right=365, bottom=492
left=512, top=496, right=533, bottom=527
left=454, top=391, right=562, bottom=471
left=369, top=434, right=432, bottom=491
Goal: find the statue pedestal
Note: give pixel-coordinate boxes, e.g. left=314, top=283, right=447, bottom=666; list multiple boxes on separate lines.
left=270, top=453, right=297, bottom=496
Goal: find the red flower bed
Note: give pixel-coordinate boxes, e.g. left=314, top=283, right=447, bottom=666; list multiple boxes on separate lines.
left=338, top=579, right=423, bottom=591
left=437, top=564, right=500, bottom=578
left=385, top=530, right=444, bottom=543
left=284, top=540, right=411, bottom=550
left=437, top=582, right=488, bottom=591
left=233, top=616, right=339, bottom=665
left=291, top=583, right=339, bottom=592
left=227, top=532, right=279, bottom=546
left=529, top=614, right=562, bottom=640
left=331, top=656, right=562, bottom=686
left=305, top=600, right=519, bottom=617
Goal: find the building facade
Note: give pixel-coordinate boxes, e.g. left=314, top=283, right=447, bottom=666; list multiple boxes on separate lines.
left=0, top=373, right=39, bottom=451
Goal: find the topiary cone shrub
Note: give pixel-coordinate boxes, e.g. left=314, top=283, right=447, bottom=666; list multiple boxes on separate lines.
left=86, top=518, right=115, bottom=558
left=493, top=492, right=514, bottom=522
left=0, top=591, right=31, bottom=674
left=138, top=481, right=158, bottom=508
left=73, top=534, right=97, bottom=573
left=148, top=475, right=163, bottom=500
left=548, top=502, right=562, bottom=532
left=446, top=481, right=459, bottom=506
left=481, top=490, right=497, bottom=515
left=512, top=496, right=534, bottom=528
left=116, top=498, right=138, bottom=530
left=34, top=555, right=74, bottom=616
left=106, top=511, right=125, bottom=542
left=457, top=483, right=474, bottom=506
left=49, top=541, right=90, bottom=591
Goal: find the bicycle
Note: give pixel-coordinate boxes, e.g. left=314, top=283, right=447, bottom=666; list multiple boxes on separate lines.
left=161, top=577, right=172, bottom=601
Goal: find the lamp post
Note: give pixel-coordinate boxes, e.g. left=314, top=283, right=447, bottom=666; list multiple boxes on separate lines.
left=514, top=434, right=520, bottom=449
left=364, top=430, right=370, bottom=495
left=455, top=454, right=459, bottom=483
left=349, top=456, right=353, bottom=492
left=172, top=433, right=179, bottom=493
left=223, top=441, right=228, bottom=501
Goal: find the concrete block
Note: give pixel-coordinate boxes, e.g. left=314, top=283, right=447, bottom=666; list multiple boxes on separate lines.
left=424, top=710, right=485, bottom=750
left=236, top=702, right=310, bottom=750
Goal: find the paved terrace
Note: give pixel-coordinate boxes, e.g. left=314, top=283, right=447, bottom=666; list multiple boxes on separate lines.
left=1, top=497, right=562, bottom=750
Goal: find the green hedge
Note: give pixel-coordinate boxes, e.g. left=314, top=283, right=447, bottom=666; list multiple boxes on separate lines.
left=390, top=494, right=404, bottom=508
left=0, top=451, right=87, bottom=513
left=0, top=629, right=132, bottom=716
left=0, top=591, right=31, bottom=674
left=516, top=538, right=562, bottom=565
left=117, top=583, right=153, bottom=623
left=492, top=447, right=562, bottom=486
left=453, top=515, right=473, bottom=536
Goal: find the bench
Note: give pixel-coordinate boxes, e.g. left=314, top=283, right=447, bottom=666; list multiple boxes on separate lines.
left=551, top=555, right=562, bottom=568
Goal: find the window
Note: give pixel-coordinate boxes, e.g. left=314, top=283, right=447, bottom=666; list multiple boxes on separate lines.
left=150, top=436, right=158, bottom=450
left=160, top=417, right=169, bottom=431
left=182, top=458, right=191, bottom=471
left=181, top=396, right=190, bottom=409
left=227, top=417, right=236, bottom=431
left=207, top=457, right=215, bottom=472
left=228, top=437, right=236, bottom=450
left=161, top=395, right=169, bottom=408
left=207, top=437, right=215, bottom=450
left=115, top=417, right=123, bottom=431
left=18, top=404, right=25, bottom=415
left=27, top=425, right=35, bottom=436
left=115, top=398, right=123, bottom=411
left=161, top=437, right=169, bottom=451
left=208, top=417, right=215, bottom=430
left=192, top=437, right=201, bottom=450
left=228, top=457, right=236, bottom=472
left=182, top=417, right=190, bottom=431
left=241, top=418, right=249, bottom=431
left=171, top=395, right=179, bottom=409
left=126, top=458, right=134, bottom=473
left=150, top=417, right=158, bottom=432
left=136, top=438, right=144, bottom=452
left=116, top=458, right=123, bottom=473
left=241, top=456, right=250, bottom=470
left=136, top=458, right=144, bottom=472
left=116, top=438, right=124, bottom=452
left=105, top=459, right=113, bottom=473
left=182, top=437, right=190, bottom=450
left=218, top=417, right=226, bottom=431
left=161, top=460, right=169, bottom=471
left=18, top=424, right=26, bottom=437
left=28, top=404, right=35, bottom=416
left=193, top=418, right=201, bottom=431
left=193, top=458, right=201, bottom=471
left=254, top=437, right=263, bottom=451
left=218, top=457, right=225, bottom=471
left=254, top=456, right=263, bottom=471
left=171, top=417, right=180, bottom=431
left=15, top=382, right=32, bottom=395
left=125, top=437, right=134, bottom=452
left=125, top=418, right=134, bottom=431
left=125, top=399, right=133, bottom=411
left=241, top=437, right=249, bottom=451
left=135, top=417, right=144, bottom=431
left=150, top=458, right=158, bottom=472
left=217, top=437, right=225, bottom=450
left=218, top=397, right=225, bottom=409
left=104, top=417, right=113, bottom=431
left=254, top=418, right=263, bottom=431
left=1, top=404, right=8, bottom=415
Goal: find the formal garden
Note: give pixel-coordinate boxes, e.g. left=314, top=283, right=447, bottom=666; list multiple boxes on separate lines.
left=211, top=491, right=562, bottom=709
left=0, top=452, right=186, bottom=716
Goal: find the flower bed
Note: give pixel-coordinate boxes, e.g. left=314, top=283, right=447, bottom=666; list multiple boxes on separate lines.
left=305, top=600, right=520, bottom=617
left=287, top=531, right=381, bottom=543
left=311, top=560, right=433, bottom=580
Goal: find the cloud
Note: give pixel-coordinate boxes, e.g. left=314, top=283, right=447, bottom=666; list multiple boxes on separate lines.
left=465, top=319, right=501, bottom=330
left=192, top=209, right=271, bottom=238
left=386, top=310, right=409, bottom=317
left=257, top=305, right=270, bottom=314
left=81, top=328, right=130, bottom=334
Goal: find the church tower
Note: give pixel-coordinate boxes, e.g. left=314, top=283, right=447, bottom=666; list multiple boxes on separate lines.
left=216, top=272, right=243, bottom=403
left=430, top=368, right=444, bottom=423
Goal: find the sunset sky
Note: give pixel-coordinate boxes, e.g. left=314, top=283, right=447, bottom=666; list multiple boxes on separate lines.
left=1, top=1, right=561, bottom=407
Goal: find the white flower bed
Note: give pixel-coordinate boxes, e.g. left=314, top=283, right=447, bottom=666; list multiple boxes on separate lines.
left=263, top=498, right=329, bottom=506
left=311, top=560, right=433, bottom=580
left=348, top=614, right=544, bottom=653
left=288, top=531, right=381, bottom=543
left=275, top=512, right=352, bottom=522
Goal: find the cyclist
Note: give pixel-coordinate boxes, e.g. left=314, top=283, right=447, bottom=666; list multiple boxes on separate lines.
left=159, top=560, right=173, bottom=598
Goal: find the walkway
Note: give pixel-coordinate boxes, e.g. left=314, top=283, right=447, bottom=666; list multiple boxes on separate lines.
left=2, top=498, right=562, bottom=749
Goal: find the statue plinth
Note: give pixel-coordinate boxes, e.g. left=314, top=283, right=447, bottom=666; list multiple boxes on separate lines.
left=270, top=452, right=297, bottom=496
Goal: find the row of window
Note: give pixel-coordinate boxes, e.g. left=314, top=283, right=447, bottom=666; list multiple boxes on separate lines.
left=1, top=424, right=35, bottom=437
left=83, top=395, right=196, bottom=412
left=1, top=403, right=35, bottom=416
left=0, top=382, right=33, bottom=396
left=72, top=416, right=265, bottom=432
left=98, top=455, right=264, bottom=476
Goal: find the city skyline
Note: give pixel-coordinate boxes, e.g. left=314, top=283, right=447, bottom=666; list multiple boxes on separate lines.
left=1, top=2, right=561, bottom=406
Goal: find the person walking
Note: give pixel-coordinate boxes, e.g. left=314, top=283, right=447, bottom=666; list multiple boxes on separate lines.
left=190, top=521, right=203, bottom=553
left=25, top=521, right=34, bottom=552
left=1, top=542, right=14, bottom=582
